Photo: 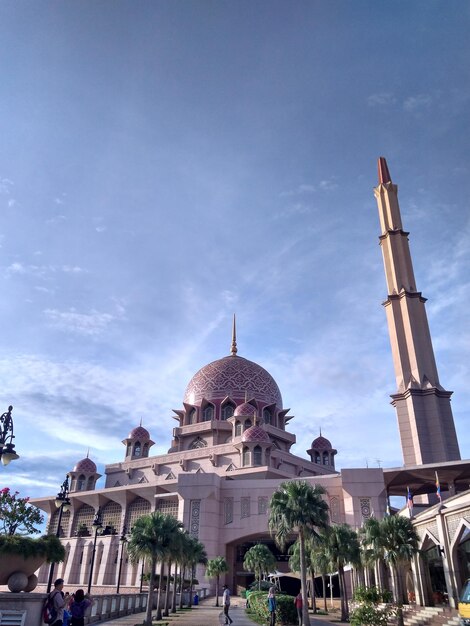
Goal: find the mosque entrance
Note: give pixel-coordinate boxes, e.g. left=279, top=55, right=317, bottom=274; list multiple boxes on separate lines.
left=423, top=545, right=447, bottom=605
left=455, top=526, right=470, bottom=592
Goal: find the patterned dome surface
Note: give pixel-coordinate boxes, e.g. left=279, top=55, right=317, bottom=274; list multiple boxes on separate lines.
left=310, top=435, right=332, bottom=450
left=184, top=355, right=282, bottom=408
left=128, top=426, right=150, bottom=440
left=242, top=425, right=270, bottom=443
left=234, top=402, right=257, bottom=417
left=74, top=457, right=97, bottom=473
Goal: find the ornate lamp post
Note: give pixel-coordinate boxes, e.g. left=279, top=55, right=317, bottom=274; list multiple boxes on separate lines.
left=0, top=405, right=19, bottom=466
left=87, top=507, right=103, bottom=594
left=46, top=475, right=71, bottom=592
left=116, top=526, right=127, bottom=594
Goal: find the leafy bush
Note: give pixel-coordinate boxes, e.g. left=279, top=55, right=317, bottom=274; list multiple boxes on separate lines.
left=249, top=579, right=272, bottom=591
left=0, top=534, right=65, bottom=562
left=247, top=591, right=298, bottom=625
left=350, top=602, right=396, bottom=626
left=353, top=586, right=392, bottom=604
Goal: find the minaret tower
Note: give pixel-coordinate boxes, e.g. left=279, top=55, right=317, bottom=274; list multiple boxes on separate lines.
left=374, top=157, right=460, bottom=466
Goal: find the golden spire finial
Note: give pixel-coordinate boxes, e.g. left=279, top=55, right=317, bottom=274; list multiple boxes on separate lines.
left=230, top=313, right=238, bottom=356
left=86, top=448, right=90, bottom=458
left=319, top=426, right=322, bottom=437
left=140, top=417, right=143, bottom=427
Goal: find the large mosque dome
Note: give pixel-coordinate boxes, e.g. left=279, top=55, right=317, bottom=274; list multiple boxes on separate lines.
left=183, top=354, right=283, bottom=408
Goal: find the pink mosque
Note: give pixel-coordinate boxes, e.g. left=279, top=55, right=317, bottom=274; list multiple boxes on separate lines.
left=32, top=159, right=470, bottom=607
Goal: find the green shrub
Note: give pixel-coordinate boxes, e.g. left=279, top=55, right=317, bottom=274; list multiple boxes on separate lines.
left=0, top=534, right=65, bottom=563
left=350, top=602, right=396, bottom=626
left=353, top=586, right=393, bottom=604
left=247, top=591, right=298, bottom=625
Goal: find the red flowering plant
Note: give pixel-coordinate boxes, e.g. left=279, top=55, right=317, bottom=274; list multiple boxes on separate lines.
left=0, top=487, right=44, bottom=535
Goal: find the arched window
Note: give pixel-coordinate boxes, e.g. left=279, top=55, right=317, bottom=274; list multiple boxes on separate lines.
left=126, top=444, right=131, bottom=457
left=315, top=452, right=321, bottom=464
left=134, top=442, right=141, bottom=457
left=323, top=452, right=329, bottom=465
left=221, top=403, right=235, bottom=420
left=235, top=422, right=242, bottom=436
left=87, top=476, right=94, bottom=490
left=143, top=443, right=149, bottom=457
left=242, top=447, right=250, bottom=467
left=189, top=408, right=197, bottom=424
left=253, top=445, right=262, bottom=466
left=203, top=405, right=214, bottom=422
left=244, top=419, right=252, bottom=431
left=190, top=437, right=207, bottom=450
left=77, top=475, right=86, bottom=490
left=263, top=408, right=272, bottom=425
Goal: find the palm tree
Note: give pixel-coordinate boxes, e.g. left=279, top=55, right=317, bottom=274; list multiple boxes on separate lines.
left=380, top=515, right=419, bottom=626
left=310, top=540, right=331, bottom=613
left=360, top=516, right=386, bottom=590
left=186, top=536, right=207, bottom=608
left=127, top=512, right=184, bottom=626
left=243, top=544, right=276, bottom=590
left=268, top=480, right=329, bottom=626
left=323, top=523, right=361, bottom=622
left=289, top=539, right=317, bottom=611
left=206, top=556, right=229, bottom=607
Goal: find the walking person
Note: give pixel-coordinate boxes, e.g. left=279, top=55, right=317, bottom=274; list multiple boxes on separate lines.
left=49, top=578, right=66, bottom=626
left=268, top=586, right=277, bottom=626
left=222, top=584, right=233, bottom=625
left=294, top=591, right=303, bottom=626
left=67, top=589, right=93, bottom=626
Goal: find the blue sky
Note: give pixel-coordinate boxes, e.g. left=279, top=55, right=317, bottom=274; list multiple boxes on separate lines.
left=1, top=1, right=469, bottom=500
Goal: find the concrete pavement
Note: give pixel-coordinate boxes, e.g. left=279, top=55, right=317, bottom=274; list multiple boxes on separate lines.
left=97, top=596, right=341, bottom=626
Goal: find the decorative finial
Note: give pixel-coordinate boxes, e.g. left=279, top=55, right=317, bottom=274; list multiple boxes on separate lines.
left=86, top=448, right=90, bottom=458
left=140, top=417, right=142, bottom=427
left=319, top=427, right=322, bottom=437
left=230, top=314, right=238, bottom=356
left=378, top=157, right=392, bottom=184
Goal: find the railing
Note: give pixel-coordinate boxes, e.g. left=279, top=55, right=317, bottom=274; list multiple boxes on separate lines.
left=87, top=593, right=147, bottom=623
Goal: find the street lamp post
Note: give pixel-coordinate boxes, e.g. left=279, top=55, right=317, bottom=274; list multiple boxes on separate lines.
left=0, top=405, right=19, bottom=466
left=87, top=507, right=103, bottom=594
left=116, top=526, right=127, bottom=594
left=46, top=475, right=71, bottom=593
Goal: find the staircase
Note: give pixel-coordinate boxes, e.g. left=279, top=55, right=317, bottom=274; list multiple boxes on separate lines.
left=401, top=605, right=460, bottom=626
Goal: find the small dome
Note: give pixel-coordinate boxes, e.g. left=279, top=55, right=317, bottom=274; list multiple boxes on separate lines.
left=74, top=457, right=97, bottom=473
left=234, top=402, right=257, bottom=417
left=128, top=426, right=150, bottom=440
left=242, top=425, right=270, bottom=443
left=310, top=435, right=332, bottom=450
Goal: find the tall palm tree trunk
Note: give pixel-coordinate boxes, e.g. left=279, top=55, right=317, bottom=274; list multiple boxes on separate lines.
left=171, top=562, right=178, bottom=613
left=310, top=568, right=317, bottom=612
left=144, top=557, right=156, bottom=626
left=164, top=560, right=172, bottom=616
left=179, top=565, right=186, bottom=609
left=299, top=530, right=311, bottom=626
left=156, top=560, right=165, bottom=621
left=215, top=573, right=220, bottom=607
left=321, top=574, right=327, bottom=612
left=338, top=565, right=349, bottom=622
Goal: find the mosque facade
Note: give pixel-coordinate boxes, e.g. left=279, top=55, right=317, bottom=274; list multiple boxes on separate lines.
left=32, top=159, right=470, bottom=606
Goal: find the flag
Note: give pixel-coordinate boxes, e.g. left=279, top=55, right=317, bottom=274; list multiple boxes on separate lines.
left=407, top=487, right=414, bottom=514
left=435, top=471, right=442, bottom=501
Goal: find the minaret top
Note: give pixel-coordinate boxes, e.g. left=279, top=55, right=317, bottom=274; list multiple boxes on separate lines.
left=230, top=314, right=238, bottom=356
left=378, top=157, right=392, bottom=184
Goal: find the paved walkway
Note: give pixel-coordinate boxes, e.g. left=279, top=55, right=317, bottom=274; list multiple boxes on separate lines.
left=98, top=596, right=340, bottom=626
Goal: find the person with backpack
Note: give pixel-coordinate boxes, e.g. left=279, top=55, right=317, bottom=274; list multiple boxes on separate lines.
left=44, top=578, right=66, bottom=626
left=67, top=588, right=93, bottom=626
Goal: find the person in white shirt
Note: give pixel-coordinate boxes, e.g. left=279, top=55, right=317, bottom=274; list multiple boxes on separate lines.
left=222, top=584, right=233, bottom=625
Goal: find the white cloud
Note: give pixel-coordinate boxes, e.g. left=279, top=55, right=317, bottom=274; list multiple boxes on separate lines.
left=367, top=92, right=397, bottom=107
left=403, top=94, right=432, bottom=112
left=44, top=305, right=125, bottom=336
left=319, top=178, right=338, bottom=191
left=0, top=178, right=13, bottom=194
